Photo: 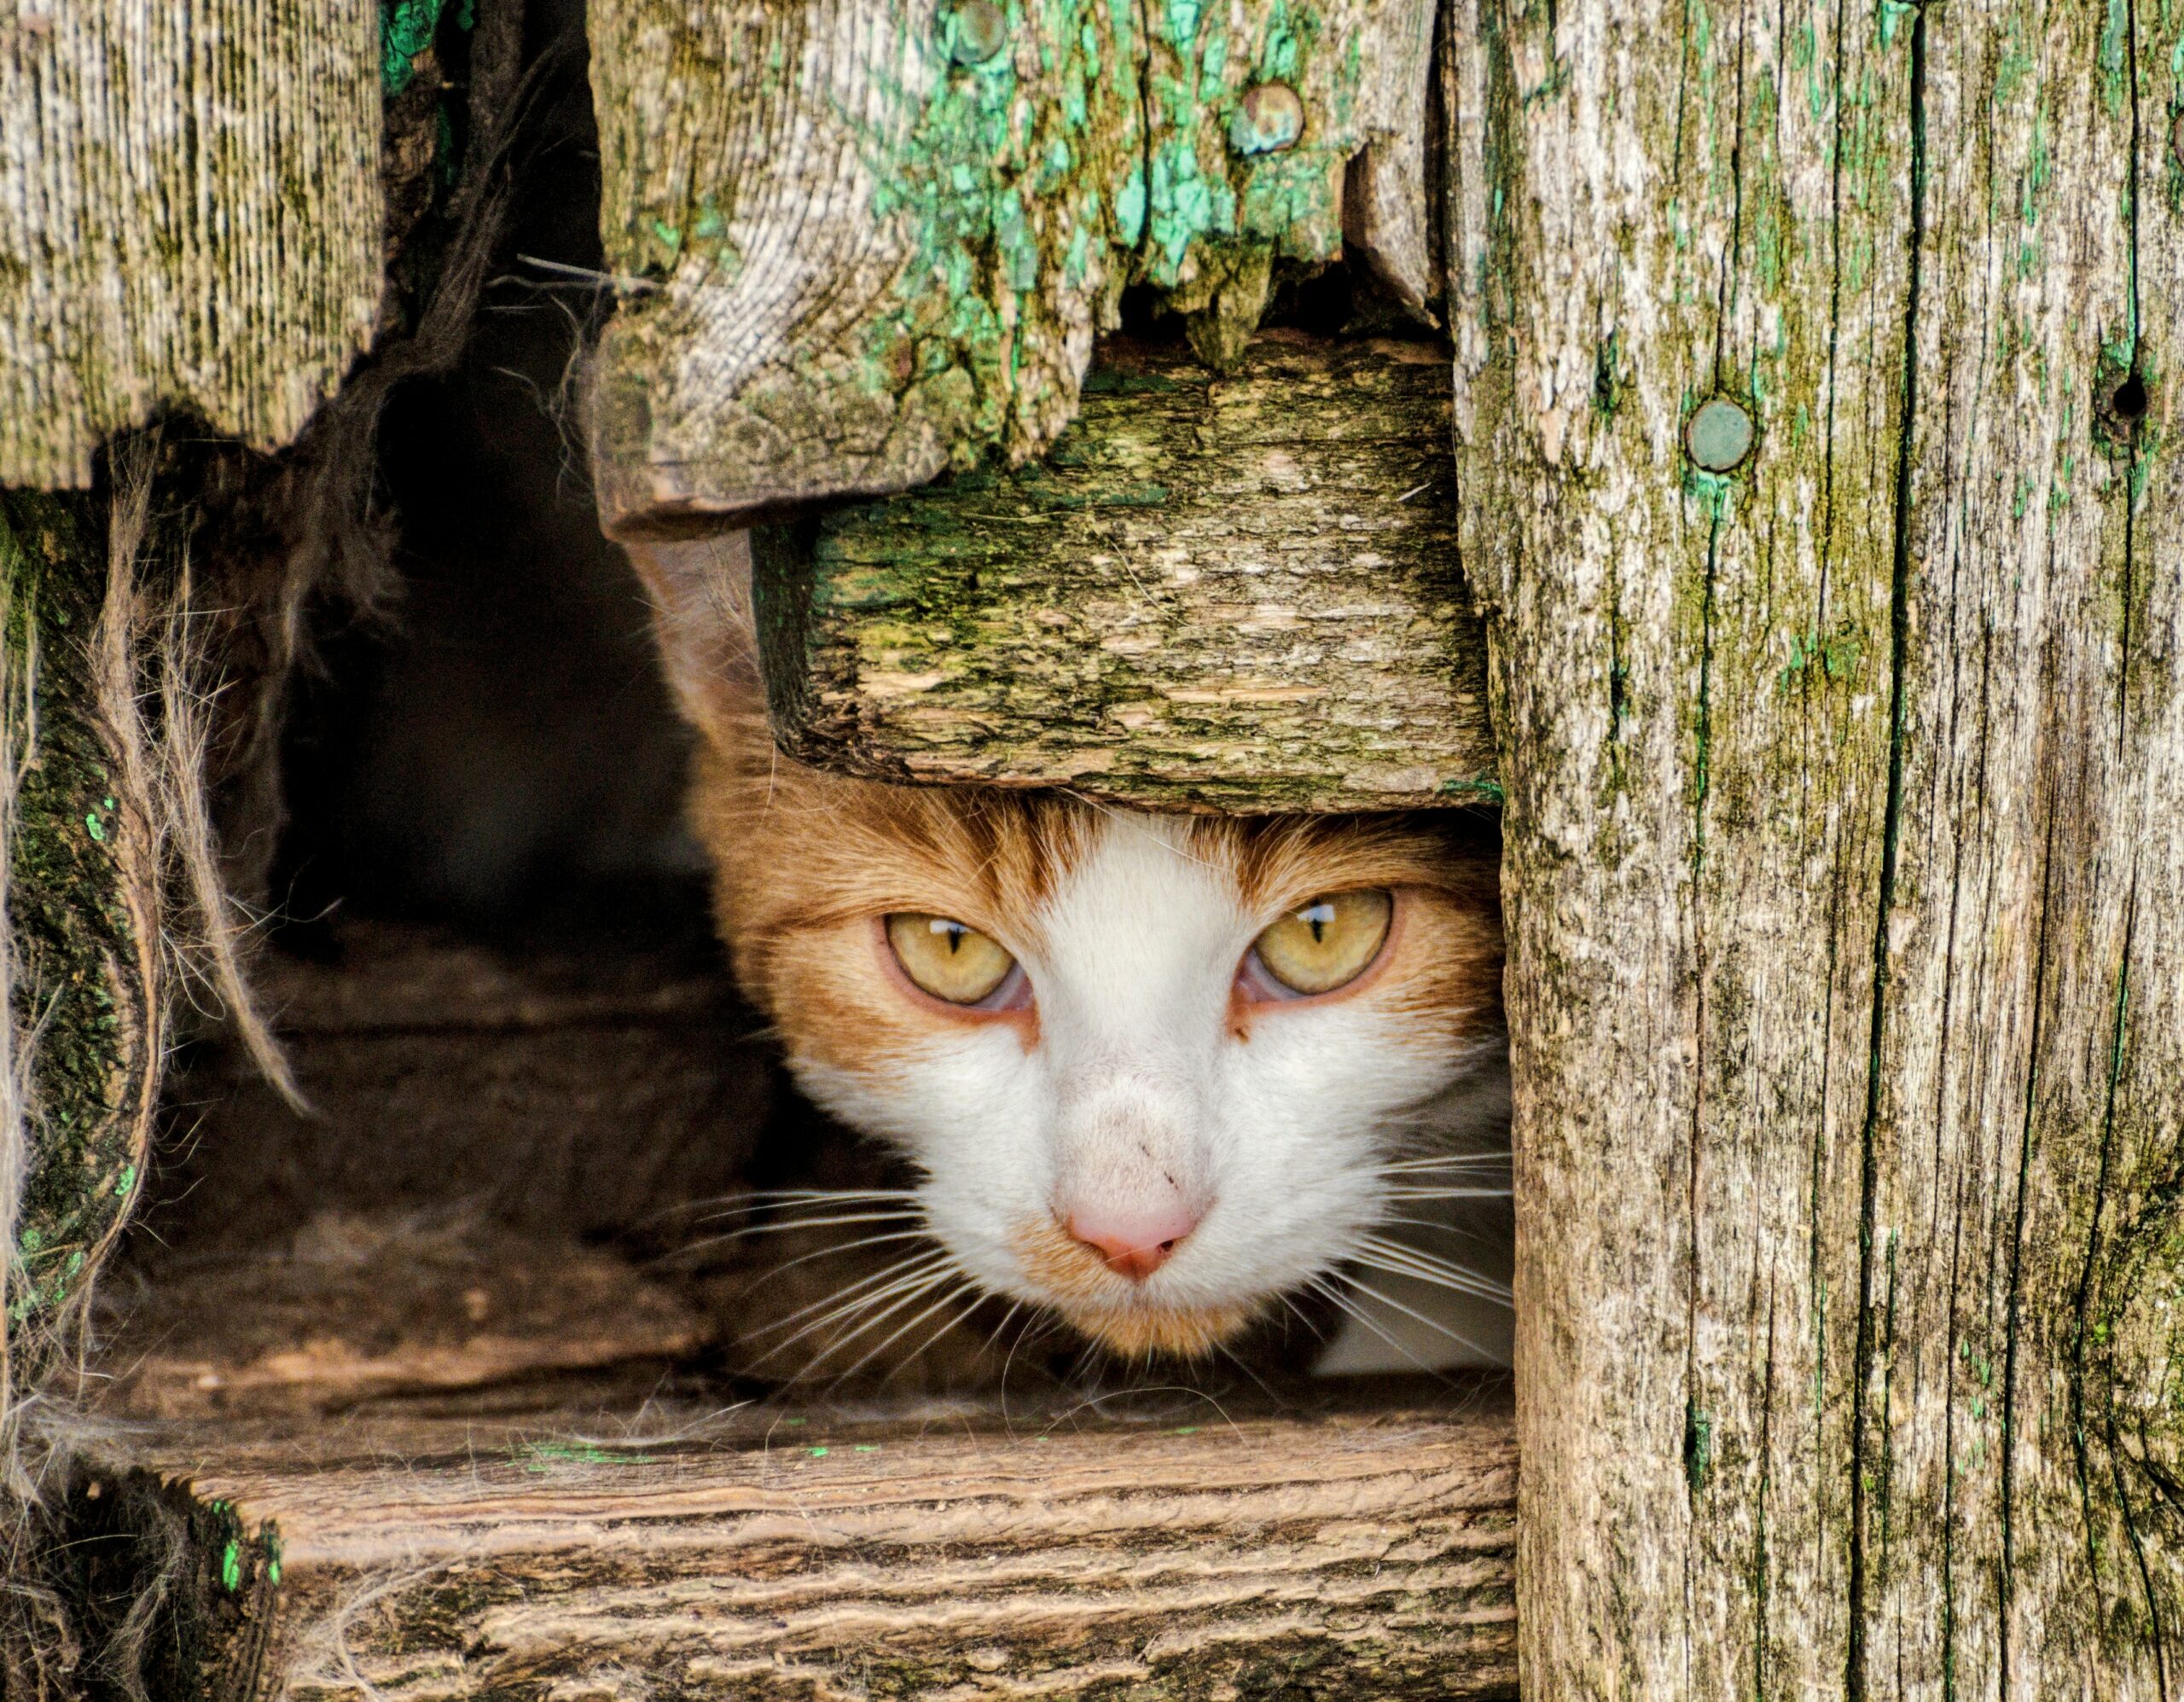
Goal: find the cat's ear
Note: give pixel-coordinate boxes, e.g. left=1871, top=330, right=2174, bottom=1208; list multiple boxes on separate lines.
left=622, top=532, right=761, bottom=745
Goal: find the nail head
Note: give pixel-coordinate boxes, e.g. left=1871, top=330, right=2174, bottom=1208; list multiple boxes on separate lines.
left=1230, top=83, right=1304, bottom=156
left=946, top=0, right=1008, bottom=65
left=2171, top=110, right=2184, bottom=168
left=1687, top=398, right=1754, bottom=473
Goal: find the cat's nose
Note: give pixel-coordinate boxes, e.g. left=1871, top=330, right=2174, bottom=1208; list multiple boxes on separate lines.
left=1063, top=1205, right=1203, bottom=1281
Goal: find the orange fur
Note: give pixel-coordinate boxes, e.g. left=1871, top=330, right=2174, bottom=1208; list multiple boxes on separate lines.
left=631, top=535, right=1507, bottom=1367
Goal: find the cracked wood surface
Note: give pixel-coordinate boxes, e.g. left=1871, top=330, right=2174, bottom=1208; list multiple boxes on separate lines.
left=752, top=330, right=1493, bottom=812
left=1459, top=0, right=2184, bottom=1694
left=584, top=0, right=1440, bottom=533
left=0, top=1, right=380, bottom=488
left=87, top=1391, right=1516, bottom=1701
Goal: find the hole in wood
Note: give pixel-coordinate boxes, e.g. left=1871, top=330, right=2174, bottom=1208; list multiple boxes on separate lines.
left=55, top=23, right=1516, bottom=1693
left=2112, top=371, right=2149, bottom=424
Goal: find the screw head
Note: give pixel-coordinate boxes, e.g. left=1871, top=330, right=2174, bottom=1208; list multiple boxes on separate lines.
left=1686, top=398, right=1755, bottom=473
left=946, top=0, right=1008, bottom=65
left=1229, top=83, right=1304, bottom=156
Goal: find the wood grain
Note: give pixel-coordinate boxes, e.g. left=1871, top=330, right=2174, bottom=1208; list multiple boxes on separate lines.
left=83, top=1392, right=1517, bottom=1700
left=584, top=0, right=1441, bottom=532
left=756, top=331, right=1494, bottom=812
left=0, top=1, right=380, bottom=488
left=1457, top=0, right=2184, bottom=1693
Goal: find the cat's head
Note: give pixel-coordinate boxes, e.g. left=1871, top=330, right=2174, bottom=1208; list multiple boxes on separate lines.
left=636, top=536, right=1506, bottom=1361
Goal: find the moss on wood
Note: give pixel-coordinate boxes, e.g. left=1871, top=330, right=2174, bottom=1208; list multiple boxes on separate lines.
left=753, top=332, right=1492, bottom=812
left=0, top=493, right=151, bottom=1371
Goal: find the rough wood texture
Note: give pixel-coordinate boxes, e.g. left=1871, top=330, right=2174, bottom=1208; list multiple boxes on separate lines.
left=101, top=1213, right=709, bottom=1420
left=0, top=2, right=380, bottom=489
left=584, top=0, right=1438, bottom=532
left=149, top=920, right=772, bottom=1252
left=1458, top=0, right=2184, bottom=1693
left=2, top=493, right=158, bottom=1389
left=756, top=331, right=1493, bottom=811
left=78, top=1391, right=1516, bottom=1701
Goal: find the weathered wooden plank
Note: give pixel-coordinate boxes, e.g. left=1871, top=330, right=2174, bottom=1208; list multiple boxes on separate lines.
left=584, top=0, right=1439, bottom=532
left=1461, top=0, right=2183, bottom=1694
left=74, top=1393, right=1517, bottom=1701
left=0, top=2, right=380, bottom=489
left=751, top=330, right=1493, bottom=811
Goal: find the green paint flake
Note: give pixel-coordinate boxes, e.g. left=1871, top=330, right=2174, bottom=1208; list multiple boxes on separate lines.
left=82, top=811, right=102, bottom=842
left=219, top=1541, right=241, bottom=1593
left=808, top=1445, right=830, bottom=1458
left=854, top=1444, right=882, bottom=1453
left=2100, top=0, right=2130, bottom=117
left=380, top=0, right=445, bottom=93
left=113, top=1164, right=134, bottom=1198
left=1685, top=1404, right=1715, bottom=1492
left=1682, top=468, right=1735, bottom=520
left=513, top=1440, right=651, bottom=1473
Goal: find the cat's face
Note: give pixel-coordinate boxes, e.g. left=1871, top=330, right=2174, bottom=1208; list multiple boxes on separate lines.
left=634, top=536, right=1506, bottom=1362
left=694, top=743, right=1504, bottom=1359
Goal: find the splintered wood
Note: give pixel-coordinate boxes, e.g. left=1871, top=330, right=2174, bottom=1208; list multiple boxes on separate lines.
left=584, top=0, right=1441, bottom=530
left=92, top=1395, right=1516, bottom=1700
left=0, top=0, right=380, bottom=487
left=755, top=332, right=1493, bottom=812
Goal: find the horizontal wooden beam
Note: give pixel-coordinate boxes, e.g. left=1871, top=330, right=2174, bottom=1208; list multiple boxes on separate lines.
left=756, top=332, right=1493, bottom=812
left=79, top=1392, right=1516, bottom=1700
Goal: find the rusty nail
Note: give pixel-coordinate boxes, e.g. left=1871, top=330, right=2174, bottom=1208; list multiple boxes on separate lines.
left=1686, top=398, right=1755, bottom=473
left=1229, top=83, right=1304, bottom=156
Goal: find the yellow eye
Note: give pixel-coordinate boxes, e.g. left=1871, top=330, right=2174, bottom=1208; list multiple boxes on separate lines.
left=885, top=913, right=1018, bottom=1005
left=1252, top=889, right=1394, bottom=996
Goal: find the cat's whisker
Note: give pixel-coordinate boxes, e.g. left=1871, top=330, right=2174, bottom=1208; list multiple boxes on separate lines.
left=746, top=1249, right=956, bottom=1343
left=865, top=1283, right=992, bottom=1388
left=757, top=1265, right=963, bottom=1373
left=1371, top=1155, right=1511, bottom=1174
left=754, top=1229, right=938, bottom=1281
left=1304, top=1277, right=1451, bottom=1379
left=1331, top=1268, right=1511, bottom=1360
left=692, top=1189, right=923, bottom=1225
left=1373, top=1212, right=1501, bottom=1236
left=726, top=1210, right=929, bottom=1237
left=1275, top=1289, right=1327, bottom=1342
left=801, top=1272, right=979, bottom=1381
left=1351, top=1236, right=1514, bottom=1304
left=979, top=1298, right=1026, bottom=1364
left=1380, top=1186, right=1513, bottom=1201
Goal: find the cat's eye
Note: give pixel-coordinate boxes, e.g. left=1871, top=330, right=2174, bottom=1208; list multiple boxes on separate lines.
left=885, top=913, right=1019, bottom=1006
left=1249, top=889, right=1394, bottom=996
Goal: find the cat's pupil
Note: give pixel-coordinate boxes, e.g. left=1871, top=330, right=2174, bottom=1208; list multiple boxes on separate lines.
left=1303, top=903, right=1333, bottom=944
left=936, top=920, right=965, bottom=955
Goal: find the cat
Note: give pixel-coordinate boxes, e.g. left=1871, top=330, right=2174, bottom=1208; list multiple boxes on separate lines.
left=631, top=532, right=1512, bottom=1380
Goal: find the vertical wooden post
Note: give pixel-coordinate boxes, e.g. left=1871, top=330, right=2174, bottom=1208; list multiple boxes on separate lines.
left=1459, top=0, right=2184, bottom=1693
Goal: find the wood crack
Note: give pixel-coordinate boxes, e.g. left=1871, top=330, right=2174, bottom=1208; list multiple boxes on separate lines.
left=1847, top=5, right=1930, bottom=1693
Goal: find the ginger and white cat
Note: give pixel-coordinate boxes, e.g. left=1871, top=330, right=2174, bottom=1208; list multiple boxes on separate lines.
left=636, top=534, right=1511, bottom=1377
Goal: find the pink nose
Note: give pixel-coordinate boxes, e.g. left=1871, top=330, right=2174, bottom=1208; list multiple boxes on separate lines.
left=1063, top=1205, right=1204, bottom=1281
